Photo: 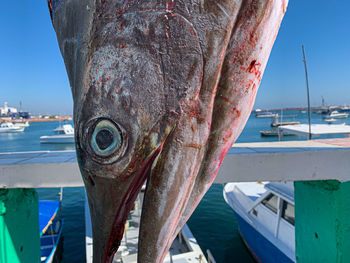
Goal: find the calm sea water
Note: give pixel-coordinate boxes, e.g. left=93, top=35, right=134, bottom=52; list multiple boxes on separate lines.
left=0, top=111, right=348, bottom=263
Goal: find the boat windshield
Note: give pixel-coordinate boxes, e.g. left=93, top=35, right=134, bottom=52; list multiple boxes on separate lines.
left=55, top=130, right=66, bottom=135
left=261, top=193, right=278, bottom=214
left=281, top=200, right=295, bottom=225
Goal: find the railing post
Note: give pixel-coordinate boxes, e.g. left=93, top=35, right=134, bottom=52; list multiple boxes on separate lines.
left=0, top=189, right=40, bottom=263
left=295, top=180, right=350, bottom=262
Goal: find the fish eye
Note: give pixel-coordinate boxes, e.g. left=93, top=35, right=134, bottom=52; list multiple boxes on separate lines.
left=90, top=119, right=122, bottom=157
left=84, top=118, right=127, bottom=164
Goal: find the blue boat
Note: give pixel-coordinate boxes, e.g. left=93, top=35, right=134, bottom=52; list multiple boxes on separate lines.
left=39, top=200, right=63, bottom=263
left=223, top=182, right=295, bottom=263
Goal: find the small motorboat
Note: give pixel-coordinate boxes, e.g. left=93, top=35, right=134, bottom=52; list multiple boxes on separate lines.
left=270, top=115, right=300, bottom=127
left=40, top=124, right=74, bottom=144
left=223, top=182, right=295, bottom=263
left=324, top=118, right=337, bottom=124
left=13, top=121, right=30, bottom=128
left=40, top=198, right=63, bottom=263
left=0, top=122, right=25, bottom=133
left=260, top=130, right=278, bottom=137
left=256, top=112, right=278, bottom=118
left=324, top=111, right=348, bottom=119
left=260, top=130, right=295, bottom=137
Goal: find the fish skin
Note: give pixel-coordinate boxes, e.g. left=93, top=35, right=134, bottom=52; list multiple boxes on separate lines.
left=48, top=0, right=288, bottom=262
left=173, top=0, right=289, bottom=241
left=138, top=1, right=244, bottom=261
left=138, top=1, right=289, bottom=262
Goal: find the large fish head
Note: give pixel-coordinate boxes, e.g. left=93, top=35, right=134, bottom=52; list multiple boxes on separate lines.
left=74, top=44, right=172, bottom=262
left=48, top=1, right=203, bottom=262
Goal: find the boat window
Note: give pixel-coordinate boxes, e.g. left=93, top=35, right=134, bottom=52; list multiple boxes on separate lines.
left=261, top=193, right=278, bottom=214
left=281, top=201, right=295, bottom=226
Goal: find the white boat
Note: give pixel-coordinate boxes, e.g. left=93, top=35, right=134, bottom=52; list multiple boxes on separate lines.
left=0, top=122, right=25, bottom=133
left=13, top=121, right=30, bottom=127
left=223, top=182, right=295, bottom=263
left=256, top=112, right=278, bottom=118
left=40, top=124, right=74, bottom=144
left=324, top=111, right=348, bottom=119
left=324, top=118, right=337, bottom=124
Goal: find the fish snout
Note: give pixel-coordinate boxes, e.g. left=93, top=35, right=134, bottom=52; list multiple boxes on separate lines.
left=75, top=115, right=166, bottom=262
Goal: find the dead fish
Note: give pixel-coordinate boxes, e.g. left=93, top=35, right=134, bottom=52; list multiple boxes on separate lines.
left=48, top=0, right=288, bottom=262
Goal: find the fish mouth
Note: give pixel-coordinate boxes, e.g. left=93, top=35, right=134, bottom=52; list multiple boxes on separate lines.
left=104, top=145, right=163, bottom=263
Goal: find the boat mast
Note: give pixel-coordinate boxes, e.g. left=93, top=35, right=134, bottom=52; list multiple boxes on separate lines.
left=302, top=45, right=312, bottom=140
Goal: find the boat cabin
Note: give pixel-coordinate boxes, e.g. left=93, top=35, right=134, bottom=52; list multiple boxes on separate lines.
left=224, top=181, right=296, bottom=262
left=0, top=122, right=15, bottom=128
left=53, top=124, right=74, bottom=135
left=248, top=182, right=295, bottom=253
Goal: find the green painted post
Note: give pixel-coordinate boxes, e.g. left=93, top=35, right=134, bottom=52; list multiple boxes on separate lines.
left=295, top=180, right=350, bottom=262
left=0, top=189, right=40, bottom=263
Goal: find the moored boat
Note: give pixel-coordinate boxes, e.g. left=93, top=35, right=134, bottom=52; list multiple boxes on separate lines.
left=0, top=122, right=25, bottom=133
left=85, top=190, right=214, bottom=263
left=223, top=182, right=295, bottom=263
left=324, top=111, right=348, bottom=119
left=260, top=130, right=279, bottom=137
left=256, top=112, right=278, bottom=118
left=324, top=118, right=337, bottom=124
left=271, top=115, right=300, bottom=127
left=13, top=121, right=30, bottom=128
left=260, top=130, right=295, bottom=137
left=40, top=124, right=74, bottom=144
left=39, top=199, right=63, bottom=263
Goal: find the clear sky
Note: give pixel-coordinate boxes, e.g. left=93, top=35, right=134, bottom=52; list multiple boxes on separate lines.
left=0, top=1, right=349, bottom=115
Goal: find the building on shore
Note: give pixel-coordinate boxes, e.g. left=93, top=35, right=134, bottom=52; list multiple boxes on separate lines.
left=0, top=102, right=18, bottom=116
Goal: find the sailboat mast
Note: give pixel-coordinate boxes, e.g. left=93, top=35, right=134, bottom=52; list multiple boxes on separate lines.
left=302, top=45, right=312, bottom=140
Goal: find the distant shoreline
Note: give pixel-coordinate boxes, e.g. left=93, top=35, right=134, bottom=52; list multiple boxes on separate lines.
left=0, top=116, right=72, bottom=123
left=254, top=105, right=350, bottom=112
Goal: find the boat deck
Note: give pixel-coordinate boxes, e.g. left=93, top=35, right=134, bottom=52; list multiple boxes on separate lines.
left=85, top=191, right=207, bottom=263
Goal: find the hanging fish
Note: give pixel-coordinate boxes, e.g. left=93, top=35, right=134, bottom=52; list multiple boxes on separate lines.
left=48, top=0, right=288, bottom=262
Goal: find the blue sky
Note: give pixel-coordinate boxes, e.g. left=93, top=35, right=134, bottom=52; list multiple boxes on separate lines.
left=0, top=1, right=349, bottom=114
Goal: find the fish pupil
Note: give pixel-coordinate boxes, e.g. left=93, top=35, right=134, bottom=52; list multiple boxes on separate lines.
left=96, top=129, right=114, bottom=150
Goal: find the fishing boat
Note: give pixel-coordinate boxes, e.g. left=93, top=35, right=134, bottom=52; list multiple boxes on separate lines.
left=256, top=112, right=278, bottom=118
left=40, top=124, right=74, bottom=144
left=39, top=198, right=63, bottom=263
left=223, top=182, right=295, bottom=263
left=0, top=122, right=25, bottom=133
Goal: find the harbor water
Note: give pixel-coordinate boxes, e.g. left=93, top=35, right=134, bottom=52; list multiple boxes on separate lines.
left=0, top=111, right=348, bottom=263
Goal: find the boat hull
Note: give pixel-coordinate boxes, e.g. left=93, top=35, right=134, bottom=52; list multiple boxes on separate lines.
left=235, top=213, right=294, bottom=263
left=0, top=127, right=24, bottom=133
left=40, top=220, right=63, bottom=263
